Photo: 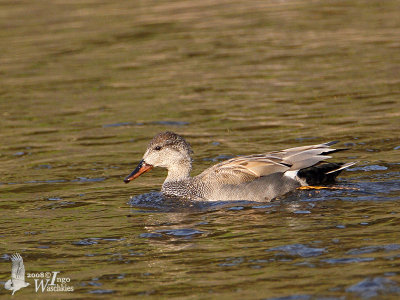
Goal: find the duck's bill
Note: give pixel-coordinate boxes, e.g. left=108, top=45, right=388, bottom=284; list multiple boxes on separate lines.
left=124, top=160, right=153, bottom=183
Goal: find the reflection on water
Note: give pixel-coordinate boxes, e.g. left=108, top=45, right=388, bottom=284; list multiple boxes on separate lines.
left=1, top=0, right=400, bottom=298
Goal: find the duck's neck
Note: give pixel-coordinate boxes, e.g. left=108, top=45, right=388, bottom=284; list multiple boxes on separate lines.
left=165, top=160, right=192, bottom=183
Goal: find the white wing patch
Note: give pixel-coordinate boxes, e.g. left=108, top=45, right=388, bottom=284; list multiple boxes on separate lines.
left=284, top=170, right=298, bottom=180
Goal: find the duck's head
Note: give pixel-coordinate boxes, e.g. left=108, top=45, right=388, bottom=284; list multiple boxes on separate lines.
left=124, top=131, right=193, bottom=183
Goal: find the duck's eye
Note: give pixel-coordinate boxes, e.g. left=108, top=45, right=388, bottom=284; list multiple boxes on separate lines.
left=154, top=146, right=162, bottom=151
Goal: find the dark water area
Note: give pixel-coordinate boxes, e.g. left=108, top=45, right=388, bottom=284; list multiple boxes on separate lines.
left=1, top=0, right=400, bottom=299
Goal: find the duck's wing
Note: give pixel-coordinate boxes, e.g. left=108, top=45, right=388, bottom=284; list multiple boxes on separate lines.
left=196, top=155, right=290, bottom=184
left=196, top=142, right=342, bottom=185
left=269, top=141, right=343, bottom=170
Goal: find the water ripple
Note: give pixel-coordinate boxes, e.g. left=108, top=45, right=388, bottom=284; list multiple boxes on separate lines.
left=157, top=228, right=205, bottom=237
left=219, top=257, right=244, bottom=267
left=322, top=257, right=374, bottom=264
left=346, top=277, right=400, bottom=298
left=140, top=228, right=205, bottom=239
left=346, top=244, right=400, bottom=255
left=267, top=244, right=326, bottom=258
left=72, top=239, right=99, bottom=246
left=265, top=294, right=311, bottom=300
left=88, top=289, right=115, bottom=294
left=102, top=120, right=189, bottom=128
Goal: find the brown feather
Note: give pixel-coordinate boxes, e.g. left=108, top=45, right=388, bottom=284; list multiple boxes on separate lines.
left=196, top=142, right=341, bottom=185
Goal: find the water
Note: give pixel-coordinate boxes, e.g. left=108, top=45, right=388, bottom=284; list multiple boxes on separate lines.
left=1, top=0, right=400, bottom=298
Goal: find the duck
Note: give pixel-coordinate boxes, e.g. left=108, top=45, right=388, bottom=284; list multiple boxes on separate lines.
left=124, top=131, right=354, bottom=202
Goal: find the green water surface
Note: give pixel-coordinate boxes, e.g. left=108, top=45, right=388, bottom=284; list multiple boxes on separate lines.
left=1, top=0, right=400, bottom=299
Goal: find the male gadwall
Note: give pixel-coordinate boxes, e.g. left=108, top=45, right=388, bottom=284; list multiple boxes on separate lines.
left=124, top=132, right=354, bottom=202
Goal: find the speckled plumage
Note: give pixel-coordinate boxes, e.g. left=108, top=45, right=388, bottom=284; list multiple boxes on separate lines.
left=125, top=132, right=354, bottom=202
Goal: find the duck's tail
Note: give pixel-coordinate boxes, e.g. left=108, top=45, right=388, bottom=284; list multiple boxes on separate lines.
left=297, top=161, right=356, bottom=186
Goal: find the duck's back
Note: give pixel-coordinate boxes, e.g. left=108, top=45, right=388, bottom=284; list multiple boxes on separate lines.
left=162, top=141, right=353, bottom=202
